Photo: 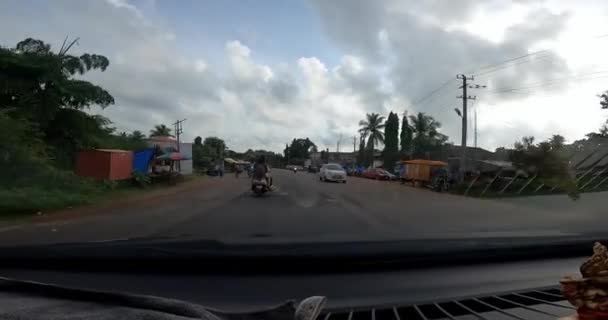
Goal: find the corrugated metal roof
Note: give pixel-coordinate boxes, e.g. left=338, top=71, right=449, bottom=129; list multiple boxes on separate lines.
left=402, top=159, right=448, bottom=166
left=94, top=149, right=130, bottom=153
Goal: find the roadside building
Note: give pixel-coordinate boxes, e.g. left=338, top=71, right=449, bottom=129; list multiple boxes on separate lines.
left=145, top=135, right=192, bottom=175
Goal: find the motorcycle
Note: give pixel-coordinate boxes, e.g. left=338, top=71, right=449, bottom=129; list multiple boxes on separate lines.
left=251, top=178, right=269, bottom=196
left=293, top=167, right=297, bottom=173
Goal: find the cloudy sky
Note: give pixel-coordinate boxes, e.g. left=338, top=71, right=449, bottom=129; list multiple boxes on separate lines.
left=2, top=0, right=608, bottom=152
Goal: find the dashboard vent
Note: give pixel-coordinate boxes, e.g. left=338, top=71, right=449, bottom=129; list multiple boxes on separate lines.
left=321, top=286, right=574, bottom=320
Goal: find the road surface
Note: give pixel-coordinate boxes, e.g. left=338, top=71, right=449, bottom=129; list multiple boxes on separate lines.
left=0, top=170, right=604, bottom=246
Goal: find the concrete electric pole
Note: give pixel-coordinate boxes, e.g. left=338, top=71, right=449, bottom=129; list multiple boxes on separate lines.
left=455, top=75, right=485, bottom=174
left=456, top=75, right=474, bottom=174
left=172, top=118, right=186, bottom=172
left=172, top=119, right=187, bottom=152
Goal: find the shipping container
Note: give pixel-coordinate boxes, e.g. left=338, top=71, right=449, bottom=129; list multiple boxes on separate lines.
left=75, top=149, right=134, bottom=180
left=401, top=159, right=448, bottom=183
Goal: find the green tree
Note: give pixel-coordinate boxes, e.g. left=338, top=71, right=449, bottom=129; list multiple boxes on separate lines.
left=357, top=135, right=366, bottom=166
left=400, top=111, right=413, bottom=158
left=382, top=111, right=400, bottom=171
left=130, top=130, right=146, bottom=140
left=409, top=112, right=447, bottom=159
left=283, top=144, right=290, bottom=163
left=549, top=134, right=565, bottom=151
left=1, top=38, right=113, bottom=129
left=600, top=90, right=608, bottom=109
left=510, top=135, right=577, bottom=199
left=286, top=138, right=317, bottom=165
left=1, top=38, right=115, bottom=167
left=202, top=137, right=226, bottom=158
left=358, top=113, right=385, bottom=167
left=150, top=124, right=171, bottom=136
left=192, top=136, right=227, bottom=170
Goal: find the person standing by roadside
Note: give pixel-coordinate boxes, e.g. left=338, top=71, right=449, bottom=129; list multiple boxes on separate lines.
left=218, top=159, right=224, bottom=178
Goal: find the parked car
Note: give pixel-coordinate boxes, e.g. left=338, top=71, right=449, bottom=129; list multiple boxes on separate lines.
left=319, top=164, right=347, bottom=183
left=307, top=165, right=319, bottom=173
left=361, top=168, right=391, bottom=180
left=378, top=169, right=398, bottom=181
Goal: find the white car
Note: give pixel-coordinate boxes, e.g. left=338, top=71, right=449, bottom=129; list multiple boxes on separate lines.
left=319, top=164, right=347, bottom=183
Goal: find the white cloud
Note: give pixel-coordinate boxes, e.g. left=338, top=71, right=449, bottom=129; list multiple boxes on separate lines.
left=194, top=60, right=208, bottom=73
left=309, top=0, right=608, bottom=149
left=2, top=0, right=608, bottom=153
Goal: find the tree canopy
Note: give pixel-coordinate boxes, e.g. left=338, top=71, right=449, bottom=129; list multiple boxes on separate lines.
left=359, top=113, right=385, bottom=166
left=285, top=138, right=317, bottom=165
left=150, top=124, right=172, bottom=137
left=192, top=136, right=227, bottom=169
left=1, top=38, right=113, bottom=129
left=382, top=111, right=400, bottom=170
left=408, top=112, right=447, bottom=159
left=510, top=135, right=577, bottom=199
left=400, top=111, right=412, bottom=158
left=0, top=38, right=140, bottom=168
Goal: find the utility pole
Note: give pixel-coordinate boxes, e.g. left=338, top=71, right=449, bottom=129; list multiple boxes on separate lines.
left=474, top=103, right=478, bottom=149
left=337, top=133, right=343, bottom=153
left=456, top=74, right=475, bottom=175
left=172, top=118, right=186, bottom=172
left=172, top=119, right=187, bottom=152
left=455, top=77, right=485, bottom=174
left=353, top=136, right=356, bottom=152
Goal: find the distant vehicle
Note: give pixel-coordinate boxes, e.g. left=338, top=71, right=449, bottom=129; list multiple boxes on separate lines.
left=399, top=159, right=450, bottom=191
left=307, top=166, right=319, bottom=173
left=319, top=164, right=347, bottom=183
left=362, top=168, right=391, bottom=180
left=251, top=178, right=270, bottom=196
left=378, top=169, right=398, bottom=181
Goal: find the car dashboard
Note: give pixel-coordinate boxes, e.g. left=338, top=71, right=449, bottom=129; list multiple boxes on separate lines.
left=0, top=256, right=582, bottom=319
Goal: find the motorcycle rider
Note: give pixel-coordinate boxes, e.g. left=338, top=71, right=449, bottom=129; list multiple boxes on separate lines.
left=253, top=155, right=272, bottom=188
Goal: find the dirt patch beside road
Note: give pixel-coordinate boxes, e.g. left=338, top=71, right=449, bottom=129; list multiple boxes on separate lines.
left=3, top=176, right=215, bottom=225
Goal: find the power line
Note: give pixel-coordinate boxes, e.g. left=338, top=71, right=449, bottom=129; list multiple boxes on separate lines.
left=410, top=78, right=455, bottom=108
left=469, top=49, right=551, bottom=75
left=473, top=53, right=555, bottom=77
left=485, top=70, right=608, bottom=94
left=466, top=32, right=608, bottom=76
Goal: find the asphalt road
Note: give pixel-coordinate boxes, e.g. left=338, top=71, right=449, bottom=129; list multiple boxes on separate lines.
left=0, top=170, right=605, bottom=246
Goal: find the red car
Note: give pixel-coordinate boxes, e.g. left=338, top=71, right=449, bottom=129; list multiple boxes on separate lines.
left=361, top=168, right=391, bottom=180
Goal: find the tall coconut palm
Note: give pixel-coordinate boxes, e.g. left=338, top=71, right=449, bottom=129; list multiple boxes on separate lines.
left=359, top=113, right=385, bottom=166
left=408, top=112, right=446, bottom=158
left=150, top=124, right=172, bottom=137
left=130, top=130, right=146, bottom=140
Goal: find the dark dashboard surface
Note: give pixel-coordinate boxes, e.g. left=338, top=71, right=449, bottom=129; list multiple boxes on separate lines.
left=0, top=257, right=583, bottom=311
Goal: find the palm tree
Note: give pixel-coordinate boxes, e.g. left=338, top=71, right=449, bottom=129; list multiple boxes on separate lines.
left=130, top=130, right=146, bottom=140
left=359, top=113, right=385, bottom=167
left=408, top=112, right=446, bottom=158
left=150, top=124, right=172, bottom=137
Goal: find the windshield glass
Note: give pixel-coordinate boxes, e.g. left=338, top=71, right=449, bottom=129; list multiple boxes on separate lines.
left=1, top=0, right=608, bottom=250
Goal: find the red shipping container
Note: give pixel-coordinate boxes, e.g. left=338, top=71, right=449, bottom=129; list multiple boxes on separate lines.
left=75, top=149, right=134, bottom=181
